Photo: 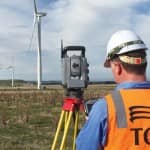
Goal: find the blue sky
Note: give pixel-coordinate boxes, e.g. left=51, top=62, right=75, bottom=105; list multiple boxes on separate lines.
left=0, top=0, right=150, bottom=81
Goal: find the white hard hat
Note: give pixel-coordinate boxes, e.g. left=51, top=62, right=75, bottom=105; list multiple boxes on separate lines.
left=104, top=30, right=148, bottom=67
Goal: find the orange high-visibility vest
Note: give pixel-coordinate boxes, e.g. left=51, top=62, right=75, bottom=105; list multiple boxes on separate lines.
left=104, top=89, right=150, bottom=150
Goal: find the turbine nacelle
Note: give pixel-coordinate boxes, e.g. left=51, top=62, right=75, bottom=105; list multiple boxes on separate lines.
left=36, top=12, right=47, bottom=17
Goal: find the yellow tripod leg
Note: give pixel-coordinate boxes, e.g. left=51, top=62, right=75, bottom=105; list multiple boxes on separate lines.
left=62, top=111, right=69, bottom=150
left=60, top=111, right=73, bottom=150
left=51, top=110, right=65, bottom=150
left=73, top=111, right=79, bottom=150
left=65, top=111, right=69, bottom=127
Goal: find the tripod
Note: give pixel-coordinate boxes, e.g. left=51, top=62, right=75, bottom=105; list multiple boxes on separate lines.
left=51, top=90, right=84, bottom=150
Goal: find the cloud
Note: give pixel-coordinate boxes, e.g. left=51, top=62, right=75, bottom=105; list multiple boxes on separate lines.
left=0, top=0, right=150, bottom=80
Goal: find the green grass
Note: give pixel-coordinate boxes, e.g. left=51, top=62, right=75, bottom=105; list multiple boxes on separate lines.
left=0, top=84, right=115, bottom=149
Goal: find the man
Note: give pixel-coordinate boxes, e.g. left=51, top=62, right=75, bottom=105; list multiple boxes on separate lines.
left=76, top=30, right=150, bottom=150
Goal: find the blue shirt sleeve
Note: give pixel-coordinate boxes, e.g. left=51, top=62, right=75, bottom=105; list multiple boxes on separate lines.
left=76, top=99, right=107, bottom=150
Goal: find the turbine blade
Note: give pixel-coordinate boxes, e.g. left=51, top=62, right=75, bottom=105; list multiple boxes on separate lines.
left=28, top=17, right=37, bottom=51
left=34, top=0, right=37, bottom=14
left=61, top=39, right=63, bottom=58
left=33, top=13, right=37, bottom=26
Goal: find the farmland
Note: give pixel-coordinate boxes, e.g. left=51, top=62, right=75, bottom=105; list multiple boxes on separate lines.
left=0, top=84, right=115, bottom=150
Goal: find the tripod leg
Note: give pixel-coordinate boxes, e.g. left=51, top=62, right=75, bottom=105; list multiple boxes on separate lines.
left=60, top=111, right=73, bottom=150
left=62, top=111, right=69, bottom=150
left=73, top=111, right=79, bottom=150
left=64, top=111, right=69, bottom=127
left=51, top=110, right=65, bottom=150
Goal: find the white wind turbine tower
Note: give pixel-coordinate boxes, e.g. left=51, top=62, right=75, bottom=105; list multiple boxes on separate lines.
left=7, top=66, right=14, bottom=88
left=33, top=0, right=47, bottom=89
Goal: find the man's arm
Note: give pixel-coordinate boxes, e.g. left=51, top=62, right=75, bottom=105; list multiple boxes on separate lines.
left=76, top=99, right=107, bottom=150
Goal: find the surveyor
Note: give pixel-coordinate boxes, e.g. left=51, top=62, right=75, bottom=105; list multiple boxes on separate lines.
left=76, top=29, right=150, bottom=150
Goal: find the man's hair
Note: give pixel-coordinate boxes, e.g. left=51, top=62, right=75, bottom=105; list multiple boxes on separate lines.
left=112, top=50, right=147, bottom=75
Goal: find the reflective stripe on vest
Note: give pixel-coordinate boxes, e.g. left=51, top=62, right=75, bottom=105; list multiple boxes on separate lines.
left=111, top=91, right=127, bottom=128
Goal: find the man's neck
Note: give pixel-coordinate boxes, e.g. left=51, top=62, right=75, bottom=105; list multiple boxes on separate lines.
left=118, top=74, right=147, bottom=83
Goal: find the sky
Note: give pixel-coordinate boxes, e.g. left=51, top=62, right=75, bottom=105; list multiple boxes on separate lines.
left=0, top=0, right=150, bottom=81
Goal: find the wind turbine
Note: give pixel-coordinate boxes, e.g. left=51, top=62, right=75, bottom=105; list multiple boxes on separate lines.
left=7, top=66, right=14, bottom=88
left=33, top=0, right=47, bottom=89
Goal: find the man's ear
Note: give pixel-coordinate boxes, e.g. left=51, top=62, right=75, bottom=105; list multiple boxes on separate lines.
left=116, top=63, right=122, bottom=75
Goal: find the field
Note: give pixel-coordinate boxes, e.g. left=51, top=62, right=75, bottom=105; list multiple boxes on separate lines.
left=0, top=84, right=115, bottom=150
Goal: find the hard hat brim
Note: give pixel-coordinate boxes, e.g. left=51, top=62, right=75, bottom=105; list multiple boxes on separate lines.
left=116, top=44, right=147, bottom=55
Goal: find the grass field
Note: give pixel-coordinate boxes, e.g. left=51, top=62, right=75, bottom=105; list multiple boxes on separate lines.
left=0, top=84, right=115, bottom=150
